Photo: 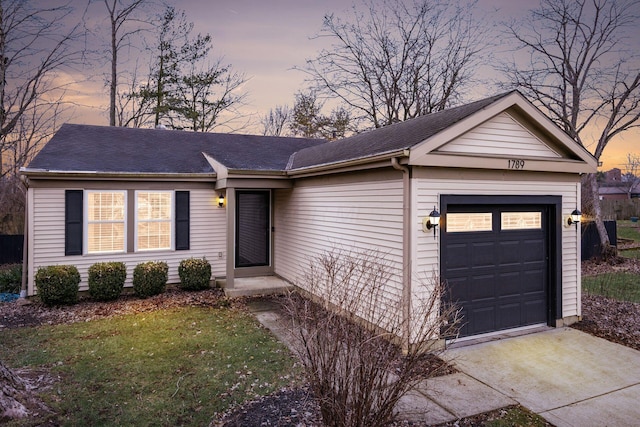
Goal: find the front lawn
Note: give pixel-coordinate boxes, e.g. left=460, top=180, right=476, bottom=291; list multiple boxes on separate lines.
left=0, top=305, right=300, bottom=426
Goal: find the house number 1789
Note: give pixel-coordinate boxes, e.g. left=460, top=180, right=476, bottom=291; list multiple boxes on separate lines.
left=508, top=159, right=525, bottom=169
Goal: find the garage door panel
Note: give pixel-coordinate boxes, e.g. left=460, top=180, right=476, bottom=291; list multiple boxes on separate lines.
left=497, top=272, right=521, bottom=297
left=498, top=303, right=522, bottom=329
left=524, top=300, right=547, bottom=323
left=468, top=274, right=497, bottom=301
left=444, top=243, right=470, bottom=269
left=471, top=242, right=496, bottom=267
left=498, top=241, right=520, bottom=264
left=445, top=277, right=470, bottom=302
left=523, top=239, right=545, bottom=262
left=442, top=203, right=549, bottom=338
left=469, top=306, right=496, bottom=335
left=522, top=270, right=545, bottom=293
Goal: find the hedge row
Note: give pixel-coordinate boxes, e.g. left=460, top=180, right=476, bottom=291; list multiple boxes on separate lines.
left=35, top=258, right=212, bottom=306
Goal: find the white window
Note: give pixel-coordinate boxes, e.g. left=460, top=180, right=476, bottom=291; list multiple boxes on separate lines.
left=446, top=213, right=493, bottom=233
left=501, top=212, right=542, bottom=230
left=86, top=191, right=126, bottom=254
left=136, top=191, right=173, bottom=251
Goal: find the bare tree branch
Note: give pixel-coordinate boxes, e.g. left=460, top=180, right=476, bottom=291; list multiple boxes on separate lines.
left=0, top=0, right=85, bottom=178
left=103, top=0, right=151, bottom=126
left=500, top=0, right=640, bottom=256
left=299, top=0, right=491, bottom=129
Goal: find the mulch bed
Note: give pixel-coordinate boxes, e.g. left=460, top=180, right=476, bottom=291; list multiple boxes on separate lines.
left=0, top=286, right=228, bottom=329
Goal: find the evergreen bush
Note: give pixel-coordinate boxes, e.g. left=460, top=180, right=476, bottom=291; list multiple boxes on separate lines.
left=88, top=262, right=127, bottom=301
left=178, top=257, right=211, bottom=291
left=35, top=265, right=80, bottom=306
left=0, top=264, right=22, bottom=294
left=133, top=261, right=168, bottom=298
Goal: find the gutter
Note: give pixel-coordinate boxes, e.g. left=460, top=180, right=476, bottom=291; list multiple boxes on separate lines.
left=391, top=157, right=412, bottom=351
left=19, top=169, right=217, bottom=181
left=19, top=175, right=29, bottom=299
left=286, top=149, right=410, bottom=176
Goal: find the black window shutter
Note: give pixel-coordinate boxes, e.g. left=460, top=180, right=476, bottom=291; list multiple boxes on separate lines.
left=65, top=190, right=83, bottom=256
left=175, top=191, right=190, bottom=250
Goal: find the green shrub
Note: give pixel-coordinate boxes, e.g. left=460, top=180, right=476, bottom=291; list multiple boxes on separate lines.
left=133, top=261, right=168, bottom=298
left=35, top=265, right=80, bottom=306
left=178, top=258, right=212, bottom=291
left=88, top=262, right=127, bottom=301
left=0, top=264, right=22, bottom=294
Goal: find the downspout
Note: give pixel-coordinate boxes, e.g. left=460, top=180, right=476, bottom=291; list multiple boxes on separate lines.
left=19, top=175, right=29, bottom=299
left=391, top=157, right=411, bottom=351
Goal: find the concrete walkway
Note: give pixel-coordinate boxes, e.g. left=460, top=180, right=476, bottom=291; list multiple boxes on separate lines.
left=246, top=298, right=640, bottom=426
left=221, top=276, right=294, bottom=298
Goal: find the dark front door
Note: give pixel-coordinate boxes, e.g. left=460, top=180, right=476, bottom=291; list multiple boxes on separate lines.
left=442, top=203, right=550, bottom=338
left=235, top=190, right=270, bottom=268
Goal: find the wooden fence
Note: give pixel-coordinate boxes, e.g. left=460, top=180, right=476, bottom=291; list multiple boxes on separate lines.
left=600, top=199, right=640, bottom=220
left=0, top=235, right=23, bottom=264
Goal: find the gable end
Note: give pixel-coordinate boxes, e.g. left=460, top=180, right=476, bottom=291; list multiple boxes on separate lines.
left=435, top=112, right=562, bottom=159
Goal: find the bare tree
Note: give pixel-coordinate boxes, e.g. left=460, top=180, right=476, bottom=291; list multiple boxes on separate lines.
left=501, top=0, right=640, bottom=256
left=115, top=59, right=155, bottom=127
left=300, top=0, right=489, bottom=129
left=260, top=105, right=290, bottom=136
left=103, top=0, right=151, bottom=127
left=282, top=248, right=460, bottom=427
left=0, top=0, right=84, bottom=178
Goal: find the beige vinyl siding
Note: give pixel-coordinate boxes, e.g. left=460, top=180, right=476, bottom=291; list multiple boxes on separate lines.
left=411, top=173, right=581, bottom=320
left=437, top=112, right=561, bottom=158
left=274, top=174, right=405, bottom=321
left=28, top=187, right=225, bottom=295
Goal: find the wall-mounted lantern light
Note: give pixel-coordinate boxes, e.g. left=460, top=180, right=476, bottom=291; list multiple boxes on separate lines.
left=422, top=206, right=440, bottom=239
left=218, top=194, right=225, bottom=208
left=567, top=208, right=581, bottom=227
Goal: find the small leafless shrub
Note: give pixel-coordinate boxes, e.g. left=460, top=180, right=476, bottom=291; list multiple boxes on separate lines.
left=282, top=248, right=460, bottom=427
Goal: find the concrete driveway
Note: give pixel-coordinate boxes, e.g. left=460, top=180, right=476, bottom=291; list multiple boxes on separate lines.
left=443, top=328, right=640, bottom=427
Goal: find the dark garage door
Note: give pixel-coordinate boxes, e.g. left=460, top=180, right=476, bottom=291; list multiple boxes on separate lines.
left=442, top=204, right=549, bottom=338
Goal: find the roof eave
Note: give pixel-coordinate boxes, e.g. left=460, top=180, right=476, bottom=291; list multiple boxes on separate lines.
left=287, top=149, right=410, bottom=177
left=20, top=168, right=217, bottom=181
left=226, top=168, right=289, bottom=177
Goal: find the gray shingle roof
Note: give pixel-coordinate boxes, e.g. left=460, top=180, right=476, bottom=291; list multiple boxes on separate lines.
left=288, top=92, right=515, bottom=170
left=26, top=124, right=325, bottom=174
left=25, top=92, right=517, bottom=176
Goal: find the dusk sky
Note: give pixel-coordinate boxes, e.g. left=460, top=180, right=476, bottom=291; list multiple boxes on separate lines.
left=62, top=0, right=640, bottom=171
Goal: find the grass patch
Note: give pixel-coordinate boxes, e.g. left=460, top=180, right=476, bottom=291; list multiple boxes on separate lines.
left=620, top=248, right=640, bottom=259
left=616, top=220, right=640, bottom=242
left=583, top=272, right=640, bottom=303
left=484, top=406, right=550, bottom=427
left=0, top=306, right=300, bottom=426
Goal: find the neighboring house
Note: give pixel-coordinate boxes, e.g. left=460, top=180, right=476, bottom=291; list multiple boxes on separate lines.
left=599, top=169, right=640, bottom=199
left=599, top=184, right=640, bottom=200
left=21, top=91, right=597, bottom=341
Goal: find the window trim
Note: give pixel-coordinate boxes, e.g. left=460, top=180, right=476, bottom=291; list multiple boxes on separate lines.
left=84, top=190, right=127, bottom=255
left=446, top=212, right=493, bottom=233
left=500, top=211, right=543, bottom=230
left=134, top=190, right=174, bottom=252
